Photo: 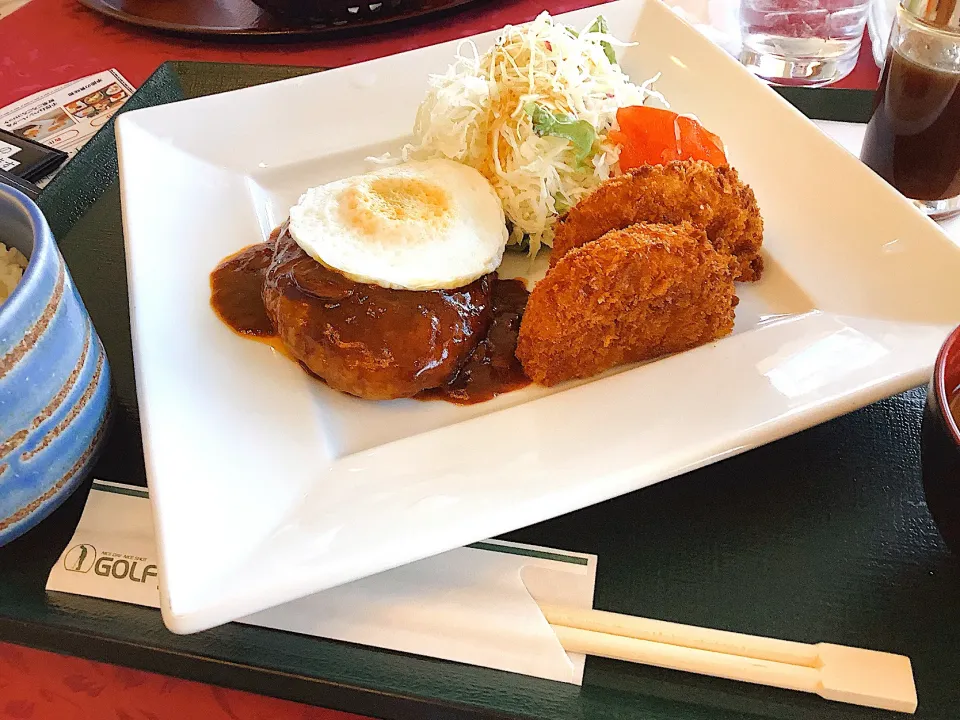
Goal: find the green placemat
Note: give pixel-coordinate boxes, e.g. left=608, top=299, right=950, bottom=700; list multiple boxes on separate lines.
left=3, top=62, right=956, bottom=720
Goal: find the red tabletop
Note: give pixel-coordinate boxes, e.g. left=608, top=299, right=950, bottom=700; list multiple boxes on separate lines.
left=0, top=0, right=879, bottom=716
left=0, top=0, right=878, bottom=108
left=0, top=642, right=369, bottom=719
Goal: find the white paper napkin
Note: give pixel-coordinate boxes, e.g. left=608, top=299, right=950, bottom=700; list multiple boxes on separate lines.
left=47, top=479, right=597, bottom=684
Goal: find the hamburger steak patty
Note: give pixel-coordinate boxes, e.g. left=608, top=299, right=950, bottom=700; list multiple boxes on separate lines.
left=262, top=230, right=494, bottom=400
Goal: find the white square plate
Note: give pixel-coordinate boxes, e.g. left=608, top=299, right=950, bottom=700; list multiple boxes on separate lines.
left=117, top=0, right=960, bottom=633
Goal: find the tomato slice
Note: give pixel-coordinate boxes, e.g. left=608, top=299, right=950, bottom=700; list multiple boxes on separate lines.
left=609, top=105, right=727, bottom=170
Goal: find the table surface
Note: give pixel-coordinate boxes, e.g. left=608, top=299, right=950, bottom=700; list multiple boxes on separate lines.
left=0, top=0, right=879, bottom=108
left=0, top=2, right=900, bottom=719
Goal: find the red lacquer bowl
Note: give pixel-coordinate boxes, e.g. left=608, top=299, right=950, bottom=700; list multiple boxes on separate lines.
left=922, top=324, right=960, bottom=554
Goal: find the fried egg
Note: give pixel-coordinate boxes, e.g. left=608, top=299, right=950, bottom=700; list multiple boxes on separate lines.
left=288, top=159, right=507, bottom=291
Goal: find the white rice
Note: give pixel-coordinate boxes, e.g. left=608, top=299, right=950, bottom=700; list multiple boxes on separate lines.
left=0, top=242, right=28, bottom=305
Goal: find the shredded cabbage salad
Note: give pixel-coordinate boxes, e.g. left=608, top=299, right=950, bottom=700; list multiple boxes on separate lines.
left=395, top=12, right=667, bottom=255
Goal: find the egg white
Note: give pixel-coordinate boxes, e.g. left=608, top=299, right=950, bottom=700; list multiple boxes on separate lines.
left=288, top=159, right=507, bottom=291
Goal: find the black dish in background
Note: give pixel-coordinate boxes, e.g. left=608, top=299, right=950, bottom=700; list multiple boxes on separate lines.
left=76, top=0, right=491, bottom=38
left=7, top=64, right=959, bottom=720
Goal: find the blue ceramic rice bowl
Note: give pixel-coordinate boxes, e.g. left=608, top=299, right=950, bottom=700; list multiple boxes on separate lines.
left=0, top=185, right=111, bottom=546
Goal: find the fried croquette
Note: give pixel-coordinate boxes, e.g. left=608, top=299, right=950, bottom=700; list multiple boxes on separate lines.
left=551, top=160, right=764, bottom=282
left=517, top=222, right=738, bottom=386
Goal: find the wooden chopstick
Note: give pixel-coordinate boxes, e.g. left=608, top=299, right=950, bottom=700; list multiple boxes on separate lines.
left=540, top=605, right=917, bottom=714
left=541, top=605, right=819, bottom=666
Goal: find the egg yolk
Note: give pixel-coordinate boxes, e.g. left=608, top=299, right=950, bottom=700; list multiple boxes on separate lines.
left=340, top=177, right=453, bottom=237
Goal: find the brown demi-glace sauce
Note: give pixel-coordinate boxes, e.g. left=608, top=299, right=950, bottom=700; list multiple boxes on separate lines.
left=209, top=230, right=530, bottom=404
left=210, top=243, right=275, bottom=337
left=417, top=278, right=530, bottom=404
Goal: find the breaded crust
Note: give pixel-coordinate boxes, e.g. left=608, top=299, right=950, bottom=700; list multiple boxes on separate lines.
left=517, top=222, right=738, bottom=386
left=551, top=160, right=764, bottom=281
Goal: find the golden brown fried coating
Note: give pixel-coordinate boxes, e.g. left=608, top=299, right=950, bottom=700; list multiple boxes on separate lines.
left=517, top=222, right=738, bottom=386
left=551, top=160, right=764, bottom=281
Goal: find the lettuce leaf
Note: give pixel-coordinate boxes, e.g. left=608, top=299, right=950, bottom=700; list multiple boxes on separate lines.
left=524, top=103, right=597, bottom=165
left=585, top=16, right=617, bottom=65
